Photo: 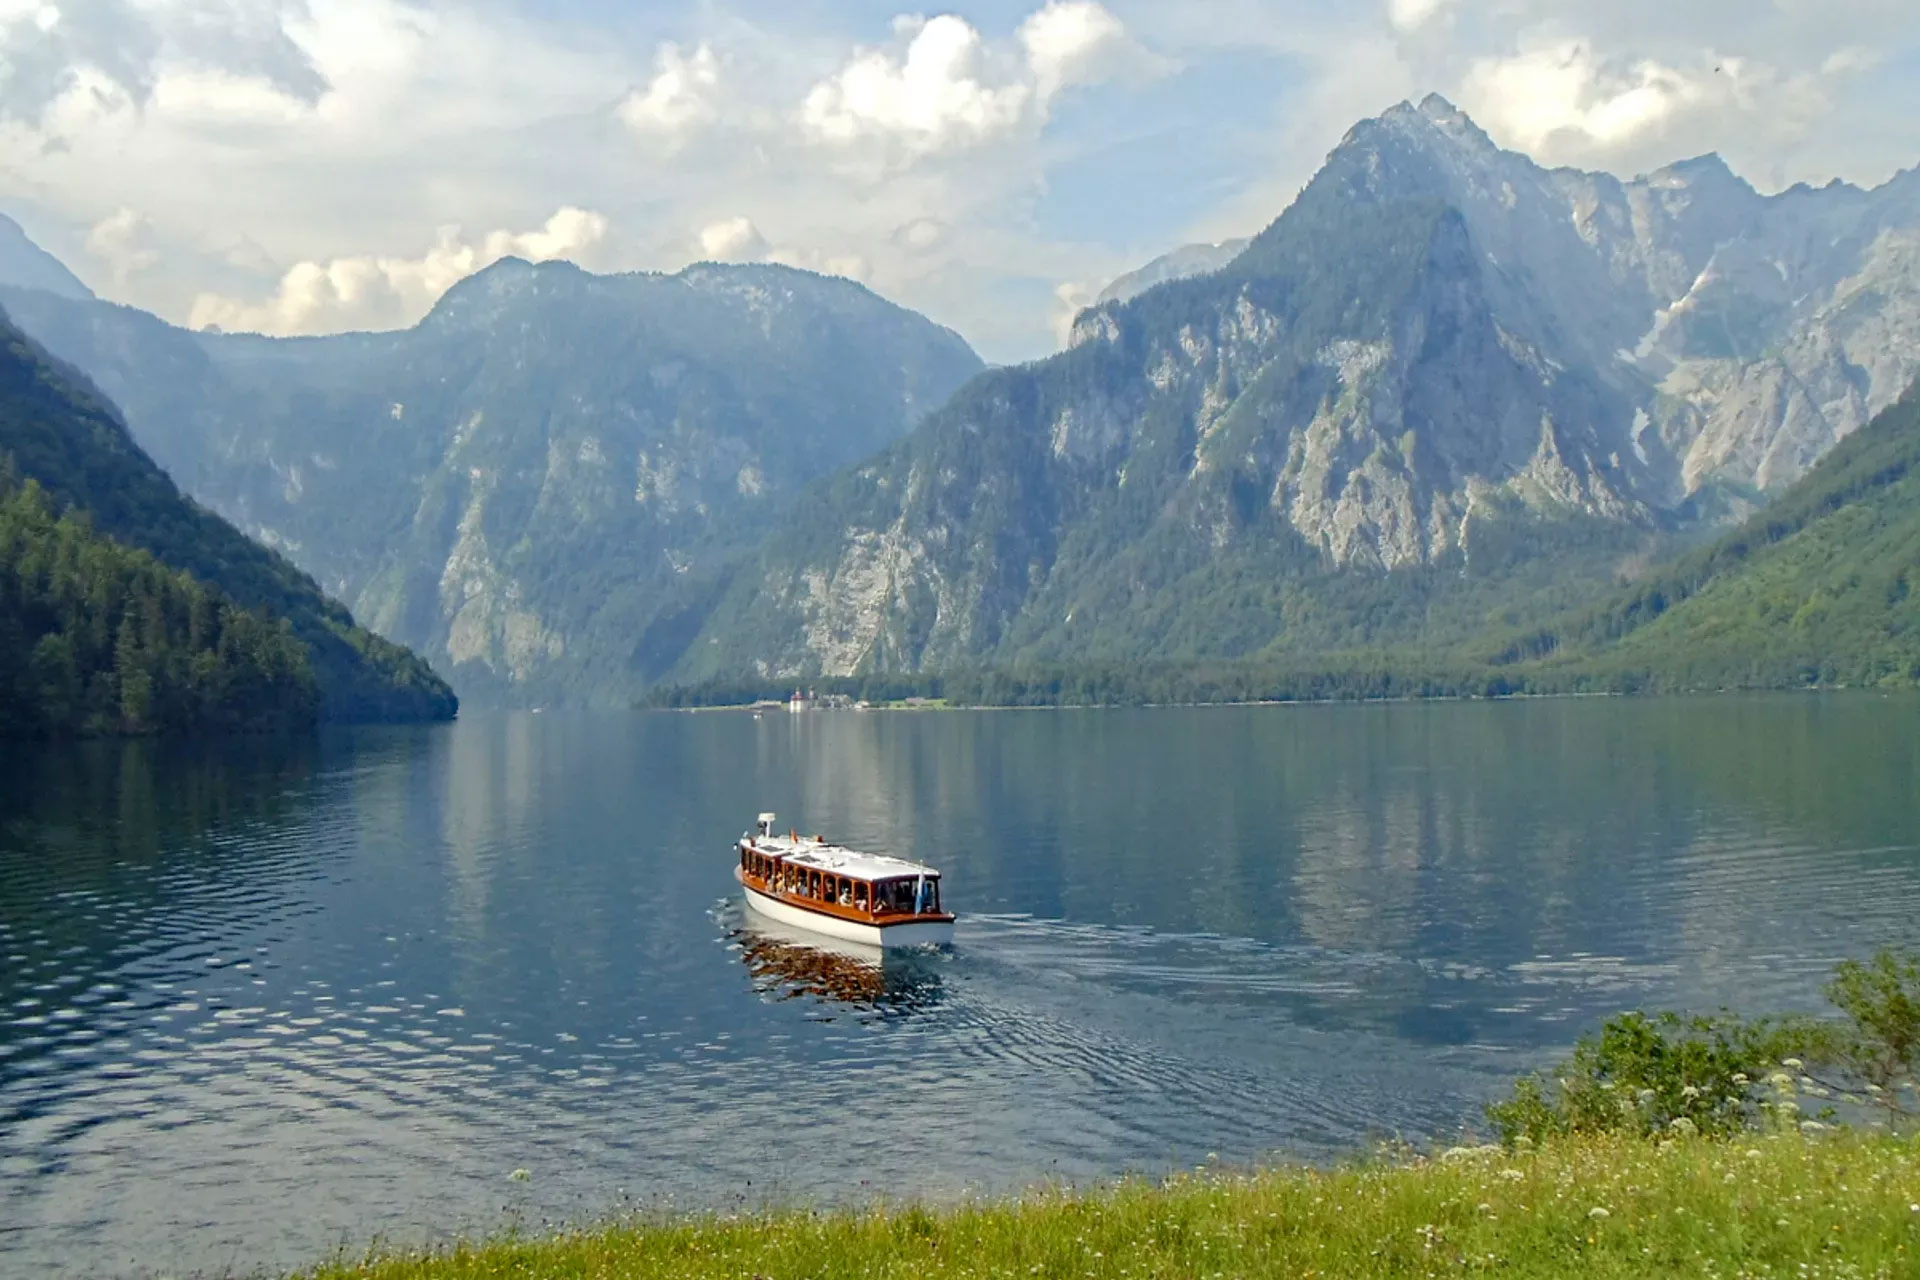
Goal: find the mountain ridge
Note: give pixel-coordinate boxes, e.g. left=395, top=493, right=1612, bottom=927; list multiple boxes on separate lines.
left=678, top=95, right=1920, bottom=681
left=0, top=252, right=984, bottom=706
left=0, top=214, right=93, bottom=302
left=6, top=95, right=1919, bottom=701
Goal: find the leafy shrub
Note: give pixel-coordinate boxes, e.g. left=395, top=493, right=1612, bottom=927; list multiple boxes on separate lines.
left=1487, top=948, right=1920, bottom=1144
left=1486, top=1011, right=1831, bottom=1144
left=1825, top=948, right=1920, bottom=1104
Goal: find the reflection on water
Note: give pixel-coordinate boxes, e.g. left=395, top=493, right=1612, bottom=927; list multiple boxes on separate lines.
left=1, top=696, right=1918, bottom=1276
left=727, top=910, right=946, bottom=1017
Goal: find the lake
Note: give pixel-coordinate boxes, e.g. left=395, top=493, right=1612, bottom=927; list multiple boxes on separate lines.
left=2, top=697, right=1918, bottom=1275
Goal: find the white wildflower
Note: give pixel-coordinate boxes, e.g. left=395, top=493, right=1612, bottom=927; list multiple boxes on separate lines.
left=508, top=1167, right=531, bottom=1182
left=1781, top=1058, right=1804, bottom=1071
left=1588, top=1206, right=1610, bottom=1220
left=1668, top=1117, right=1697, bottom=1136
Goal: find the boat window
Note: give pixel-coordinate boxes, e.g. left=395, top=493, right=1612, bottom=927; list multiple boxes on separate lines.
left=929, top=879, right=940, bottom=912
left=809, top=871, right=822, bottom=899
left=853, top=881, right=868, bottom=909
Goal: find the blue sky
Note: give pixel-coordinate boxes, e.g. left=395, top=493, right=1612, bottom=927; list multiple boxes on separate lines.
left=2, top=0, right=1917, bottom=363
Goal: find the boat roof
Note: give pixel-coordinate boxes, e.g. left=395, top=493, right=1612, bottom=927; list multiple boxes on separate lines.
left=746, top=833, right=940, bottom=881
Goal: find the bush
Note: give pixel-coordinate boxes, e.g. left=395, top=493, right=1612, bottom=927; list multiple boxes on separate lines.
left=1486, top=1011, right=1831, bottom=1144
left=1826, top=948, right=1920, bottom=1104
left=1487, top=948, right=1920, bottom=1144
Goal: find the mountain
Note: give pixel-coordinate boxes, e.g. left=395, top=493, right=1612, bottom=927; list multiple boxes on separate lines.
left=0, top=312, right=456, bottom=722
left=1094, top=238, right=1249, bottom=307
left=2, top=258, right=983, bottom=706
left=1496, top=380, right=1920, bottom=689
left=679, top=96, right=1920, bottom=680
left=0, top=214, right=93, bottom=301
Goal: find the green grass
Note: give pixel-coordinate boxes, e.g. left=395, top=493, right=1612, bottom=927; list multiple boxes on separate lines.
left=307, top=1131, right=1919, bottom=1279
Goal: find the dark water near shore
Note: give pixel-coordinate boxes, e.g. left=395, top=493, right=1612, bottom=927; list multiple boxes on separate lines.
left=2, top=697, right=1918, bottom=1275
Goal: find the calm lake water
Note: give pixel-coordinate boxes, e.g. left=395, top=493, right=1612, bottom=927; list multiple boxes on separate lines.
left=3, top=698, right=1919, bottom=1275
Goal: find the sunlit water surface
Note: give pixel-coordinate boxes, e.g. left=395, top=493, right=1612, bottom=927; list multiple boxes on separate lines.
left=3, top=698, right=1918, bottom=1275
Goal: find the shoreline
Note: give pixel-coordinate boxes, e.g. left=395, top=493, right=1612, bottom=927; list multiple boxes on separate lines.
left=303, top=1130, right=1919, bottom=1278
left=645, top=684, right=1908, bottom=714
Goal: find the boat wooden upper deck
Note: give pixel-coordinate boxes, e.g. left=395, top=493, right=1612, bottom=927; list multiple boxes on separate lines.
left=736, top=813, right=953, bottom=937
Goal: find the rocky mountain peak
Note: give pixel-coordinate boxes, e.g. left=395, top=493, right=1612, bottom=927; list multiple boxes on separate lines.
left=422, top=255, right=585, bottom=329
left=1648, top=152, right=1743, bottom=189
left=1413, top=92, right=1500, bottom=151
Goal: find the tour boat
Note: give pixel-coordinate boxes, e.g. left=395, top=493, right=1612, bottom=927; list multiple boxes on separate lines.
left=735, top=813, right=954, bottom=949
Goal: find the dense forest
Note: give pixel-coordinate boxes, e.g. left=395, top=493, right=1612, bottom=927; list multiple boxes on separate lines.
left=0, top=315, right=456, bottom=726
left=0, top=463, right=318, bottom=736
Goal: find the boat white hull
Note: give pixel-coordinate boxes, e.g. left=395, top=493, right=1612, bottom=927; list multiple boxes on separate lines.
left=739, top=878, right=953, bottom=950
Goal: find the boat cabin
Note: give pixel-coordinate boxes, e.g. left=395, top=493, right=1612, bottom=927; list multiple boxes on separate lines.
left=738, top=812, right=951, bottom=925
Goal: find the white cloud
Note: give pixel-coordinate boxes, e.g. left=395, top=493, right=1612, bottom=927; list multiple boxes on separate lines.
left=85, top=205, right=159, bottom=283
left=1456, top=38, right=1832, bottom=164
left=691, top=215, right=868, bottom=282
left=1019, top=1, right=1143, bottom=96
left=894, top=217, right=948, bottom=251
left=799, top=2, right=1155, bottom=162
left=187, top=205, right=608, bottom=335
left=1386, top=0, right=1454, bottom=34
left=801, top=15, right=1028, bottom=156
left=618, top=41, right=720, bottom=147
left=697, top=215, right=768, bottom=261
left=1051, top=277, right=1102, bottom=344
left=1, top=0, right=1915, bottom=367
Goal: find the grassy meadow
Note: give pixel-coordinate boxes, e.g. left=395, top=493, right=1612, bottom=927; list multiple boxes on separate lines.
left=307, top=1129, right=1919, bottom=1279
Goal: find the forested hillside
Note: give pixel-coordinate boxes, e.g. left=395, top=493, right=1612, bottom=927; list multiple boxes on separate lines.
left=1494, top=380, right=1920, bottom=690
left=0, top=466, right=318, bottom=736
left=654, top=380, right=1920, bottom=707
left=0, top=315, right=456, bottom=724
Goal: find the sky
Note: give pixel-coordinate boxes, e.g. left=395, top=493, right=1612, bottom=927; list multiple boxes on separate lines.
left=2, top=0, right=1917, bottom=364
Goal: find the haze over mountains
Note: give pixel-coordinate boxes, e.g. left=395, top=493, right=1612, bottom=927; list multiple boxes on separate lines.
left=4, top=260, right=980, bottom=706
left=5, top=95, right=1919, bottom=703
left=0, top=315, right=455, bottom=729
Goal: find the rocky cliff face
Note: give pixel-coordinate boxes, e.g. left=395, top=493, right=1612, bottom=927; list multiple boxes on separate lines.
left=688, top=96, right=1920, bottom=679
left=4, top=259, right=982, bottom=705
